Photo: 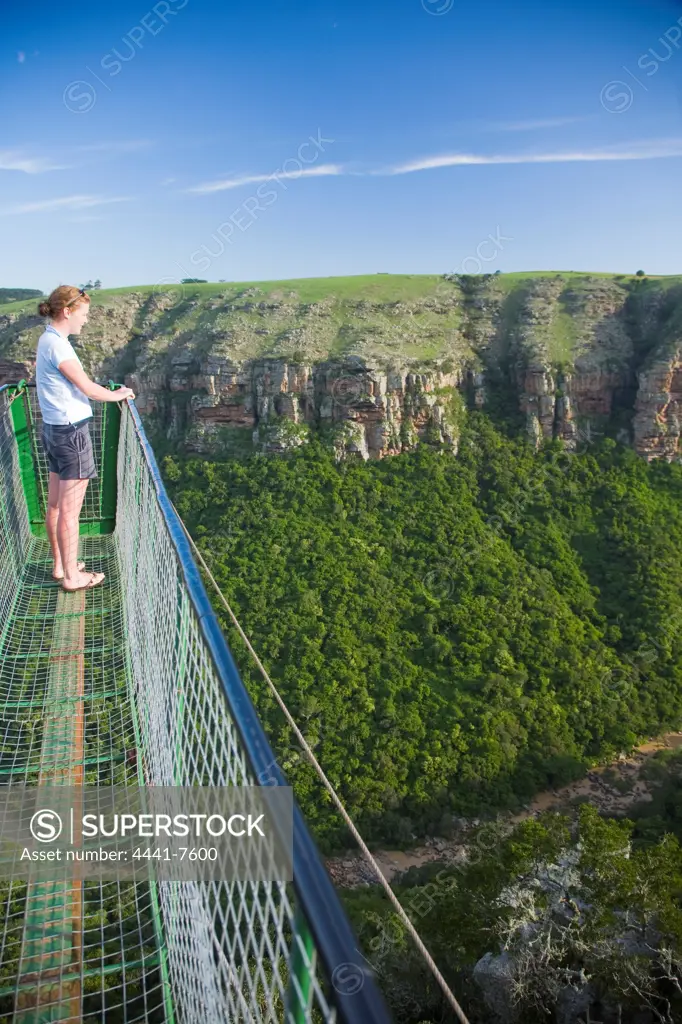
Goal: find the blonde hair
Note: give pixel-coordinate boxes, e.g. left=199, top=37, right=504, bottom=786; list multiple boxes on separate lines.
left=38, top=285, right=90, bottom=319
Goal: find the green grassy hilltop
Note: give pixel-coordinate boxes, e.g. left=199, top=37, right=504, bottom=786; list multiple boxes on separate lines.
left=3, top=270, right=681, bottom=369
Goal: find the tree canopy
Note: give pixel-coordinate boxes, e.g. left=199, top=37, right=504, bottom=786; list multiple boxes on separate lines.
left=163, top=413, right=682, bottom=851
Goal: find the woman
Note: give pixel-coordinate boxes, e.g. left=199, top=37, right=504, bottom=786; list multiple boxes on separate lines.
left=36, top=285, right=134, bottom=592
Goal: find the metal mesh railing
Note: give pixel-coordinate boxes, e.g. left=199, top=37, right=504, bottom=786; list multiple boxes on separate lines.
left=0, top=390, right=31, bottom=635
left=24, top=386, right=114, bottom=527
left=0, top=387, right=169, bottom=1023
left=116, top=404, right=339, bottom=1023
left=0, top=384, right=391, bottom=1024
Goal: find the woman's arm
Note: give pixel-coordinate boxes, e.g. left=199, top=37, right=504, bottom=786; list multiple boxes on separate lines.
left=58, top=359, right=135, bottom=402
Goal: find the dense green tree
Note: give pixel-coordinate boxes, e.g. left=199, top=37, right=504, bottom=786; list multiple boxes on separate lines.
left=164, top=414, right=682, bottom=849
left=344, top=807, right=682, bottom=1023
left=0, top=288, right=42, bottom=303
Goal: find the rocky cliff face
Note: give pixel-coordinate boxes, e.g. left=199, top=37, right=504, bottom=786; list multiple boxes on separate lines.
left=633, top=347, right=682, bottom=461
left=129, top=356, right=463, bottom=458
left=491, top=274, right=679, bottom=459
left=0, top=274, right=680, bottom=462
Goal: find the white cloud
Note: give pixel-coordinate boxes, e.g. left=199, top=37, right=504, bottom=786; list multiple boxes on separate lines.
left=183, top=137, right=682, bottom=196
left=0, top=195, right=132, bottom=216
left=0, top=150, right=70, bottom=174
left=186, top=163, right=344, bottom=194
left=76, top=140, right=154, bottom=155
left=384, top=137, right=682, bottom=175
left=486, top=116, right=587, bottom=132
left=17, top=51, right=25, bottom=64
left=161, top=176, right=176, bottom=185
left=0, top=139, right=152, bottom=177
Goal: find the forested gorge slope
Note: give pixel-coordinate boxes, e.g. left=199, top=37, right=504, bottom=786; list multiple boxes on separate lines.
left=164, top=413, right=682, bottom=851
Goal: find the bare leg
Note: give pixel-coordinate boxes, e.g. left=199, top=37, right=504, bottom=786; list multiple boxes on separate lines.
left=46, top=473, right=85, bottom=578
left=46, top=472, right=61, bottom=573
left=58, top=479, right=104, bottom=590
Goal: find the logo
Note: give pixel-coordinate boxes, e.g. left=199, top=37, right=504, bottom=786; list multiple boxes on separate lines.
left=600, top=81, right=634, bottom=114
left=150, top=277, right=188, bottom=310
left=63, top=81, right=97, bottom=114
left=423, top=565, right=457, bottom=600
left=331, top=962, right=365, bottom=995
left=30, top=809, right=63, bottom=843
left=330, top=375, right=371, bottom=411
left=421, top=0, right=454, bottom=14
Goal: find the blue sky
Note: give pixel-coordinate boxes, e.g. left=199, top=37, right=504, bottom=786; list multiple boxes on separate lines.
left=2, top=0, right=682, bottom=290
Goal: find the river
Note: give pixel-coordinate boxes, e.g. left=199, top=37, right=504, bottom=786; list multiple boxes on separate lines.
left=326, top=731, right=682, bottom=888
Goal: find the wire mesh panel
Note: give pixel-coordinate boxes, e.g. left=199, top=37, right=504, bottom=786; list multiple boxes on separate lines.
left=0, top=391, right=31, bottom=630
left=0, top=385, right=391, bottom=1024
left=24, top=387, right=115, bottom=529
left=0, top=388, right=171, bottom=1024
left=115, top=407, right=341, bottom=1024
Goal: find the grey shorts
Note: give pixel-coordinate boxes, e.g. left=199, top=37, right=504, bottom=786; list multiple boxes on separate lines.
left=41, top=420, right=98, bottom=481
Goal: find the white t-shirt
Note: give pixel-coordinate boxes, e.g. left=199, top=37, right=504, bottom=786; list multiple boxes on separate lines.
left=36, top=325, right=93, bottom=426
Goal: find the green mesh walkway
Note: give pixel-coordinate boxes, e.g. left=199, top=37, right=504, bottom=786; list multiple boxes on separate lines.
left=0, top=385, right=391, bottom=1024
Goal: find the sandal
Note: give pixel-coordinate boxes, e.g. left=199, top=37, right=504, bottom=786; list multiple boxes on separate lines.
left=53, top=561, right=85, bottom=580
left=61, top=571, right=105, bottom=593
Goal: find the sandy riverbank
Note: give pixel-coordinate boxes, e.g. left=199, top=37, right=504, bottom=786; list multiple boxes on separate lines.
left=326, top=732, right=682, bottom=888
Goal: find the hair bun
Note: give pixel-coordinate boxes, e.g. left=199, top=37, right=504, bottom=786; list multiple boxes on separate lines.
left=38, top=286, right=89, bottom=320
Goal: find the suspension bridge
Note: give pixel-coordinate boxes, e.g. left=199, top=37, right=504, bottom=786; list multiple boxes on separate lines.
left=0, top=381, right=392, bottom=1024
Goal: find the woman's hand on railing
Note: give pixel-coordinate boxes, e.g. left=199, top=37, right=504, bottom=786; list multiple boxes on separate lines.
left=59, top=362, right=136, bottom=403
left=114, top=386, right=136, bottom=402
